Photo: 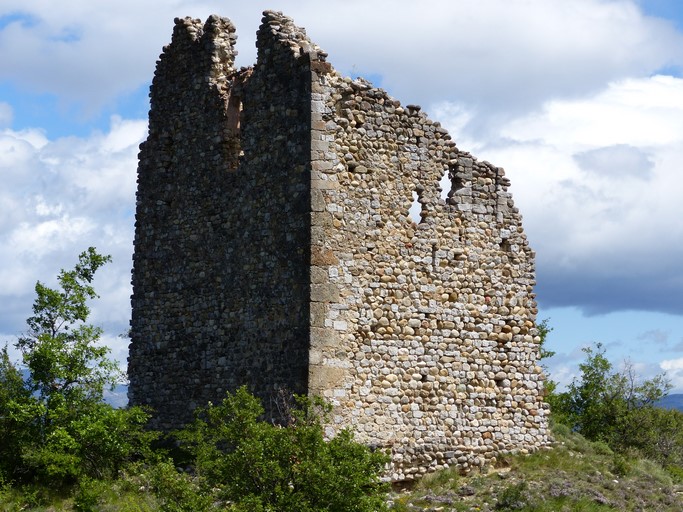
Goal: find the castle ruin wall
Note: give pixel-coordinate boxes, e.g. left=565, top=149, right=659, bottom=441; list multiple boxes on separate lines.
left=129, top=10, right=550, bottom=479
left=129, top=13, right=315, bottom=427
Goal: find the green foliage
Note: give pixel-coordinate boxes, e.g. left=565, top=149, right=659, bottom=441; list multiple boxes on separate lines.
left=621, top=405, right=683, bottom=467
left=549, top=342, right=683, bottom=474
left=73, top=477, right=107, bottom=512
left=175, top=386, right=390, bottom=512
left=130, top=460, right=212, bottom=512
left=495, top=481, right=529, bottom=510
left=610, top=452, right=631, bottom=477
left=17, top=247, right=120, bottom=405
left=664, top=463, right=683, bottom=483
left=0, top=346, right=35, bottom=480
left=0, top=248, right=154, bottom=487
left=536, top=318, right=555, bottom=361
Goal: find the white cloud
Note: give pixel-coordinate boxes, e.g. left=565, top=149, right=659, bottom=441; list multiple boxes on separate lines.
left=500, top=75, right=683, bottom=147
left=661, top=358, right=683, bottom=390
left=661, top=358, right=683, bottom=371
left=0, top=116, right=145, bottom=338
left=436, top=74, right=683, bottom=314
left=0, top=0, right=681, bottom=116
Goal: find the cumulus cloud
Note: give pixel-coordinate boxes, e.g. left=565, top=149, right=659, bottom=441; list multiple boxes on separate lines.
left=0, top=117, right=145, bottom=346
left=0, top=0, right=682, bottom=118
left=573, top=145, right=654, bottom=179
left=661, top=358, right=683, bottom=390
left=436, top=75, right=683, bottom=316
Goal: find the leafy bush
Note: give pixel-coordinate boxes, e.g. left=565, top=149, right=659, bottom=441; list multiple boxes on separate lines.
left=175, top=386, right=390, bottom=512
left=132, top=460, right=213, bottom=512
left=0, top=346, right=36, bottom=480
left=621, top=405, right=683, bottom=467
left=74, top=477, right=107, bottom=512
left=0, top=249, right=154, bottom=486
left=549, top=342, right=683, bottom=473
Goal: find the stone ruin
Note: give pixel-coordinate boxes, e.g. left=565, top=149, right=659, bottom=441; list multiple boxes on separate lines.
left=128, top=10, right=550, bottom=481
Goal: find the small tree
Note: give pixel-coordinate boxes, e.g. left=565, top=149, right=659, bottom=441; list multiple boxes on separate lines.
left=1, top=248, right=153, bottom=485
left=553, top=343, right=671, bottom=451
left=17, top=247, right=120, bottom=409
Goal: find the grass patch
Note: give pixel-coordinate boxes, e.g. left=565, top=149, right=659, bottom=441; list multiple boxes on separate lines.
left=390, top=424, right=683, bottom=511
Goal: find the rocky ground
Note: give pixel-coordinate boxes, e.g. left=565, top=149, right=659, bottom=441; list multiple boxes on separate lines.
left=388, top=424, right=683, bottom=511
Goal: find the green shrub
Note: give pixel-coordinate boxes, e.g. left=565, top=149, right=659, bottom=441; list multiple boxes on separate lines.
left=610, top=453, right=631, bottom=477
left=143, top=460, right=212, bottom=512
left=175, top=386, right=390, bottom=512
left=591, top=441, right=613, bottom=456
left=0, top=249, right=156, bottom=487
left=495, top=481, right=530, bottom=510
left=550, top=343, right=674, bottom=458
left=74, top=477, right=106, bottom=512
left=665, top=464, right=683, bottom=483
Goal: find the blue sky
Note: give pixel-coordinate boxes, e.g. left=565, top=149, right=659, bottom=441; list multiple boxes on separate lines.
left=1, top=0, right=683, bottom=392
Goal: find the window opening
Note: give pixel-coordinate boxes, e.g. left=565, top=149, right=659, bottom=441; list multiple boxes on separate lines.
left=409, top=191, right=422, bottom=224
left=439, top=169, right=450, bottom=201
left=225, top=93, right=242, bottom=171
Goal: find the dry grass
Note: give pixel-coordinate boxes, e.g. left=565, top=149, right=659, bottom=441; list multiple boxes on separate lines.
left=389, top=424, right=683, bottom=511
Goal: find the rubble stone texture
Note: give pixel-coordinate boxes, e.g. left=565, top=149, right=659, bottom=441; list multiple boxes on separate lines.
left=128, top=10, right=550, bottom=481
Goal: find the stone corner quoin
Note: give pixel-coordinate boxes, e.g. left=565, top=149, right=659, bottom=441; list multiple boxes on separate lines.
left=127, top=9, right=551, bottom=482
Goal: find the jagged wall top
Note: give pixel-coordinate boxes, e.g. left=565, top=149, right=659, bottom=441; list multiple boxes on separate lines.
left=257, top=11, right=328, bottom=65
left=130, top=9, right=549, bottom=481
left=170, top=15, right=237, bottom=80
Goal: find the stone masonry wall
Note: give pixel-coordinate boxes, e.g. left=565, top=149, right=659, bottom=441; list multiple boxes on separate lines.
left=309, top=73, right=549, bottom=480
left=129, top=12, right=314, bottom=428
left=129, top=10, right=550, bottom=478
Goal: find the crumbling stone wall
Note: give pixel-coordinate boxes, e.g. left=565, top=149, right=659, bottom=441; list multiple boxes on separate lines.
left=129, top=10, right=550, bottom=479
left=129, top=13, right=314, bottom=428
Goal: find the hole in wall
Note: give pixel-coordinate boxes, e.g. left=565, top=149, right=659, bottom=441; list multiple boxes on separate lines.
left=225, top=93, right=242, bottom=171
left=452, top=174, right=465, bottom=193
left=409, top=191, right=422, bottom=224
left=439, top=169, right=450, bottom=201
left=227, top=94, right=242, bottom=132
left=441, top=164, right=466, bottom=204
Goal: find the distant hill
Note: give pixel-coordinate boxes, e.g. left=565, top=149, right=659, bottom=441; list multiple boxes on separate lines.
left=16, top=369, right=683, bottom=413
left=19, top=368, right=128, bottom=408
left=104, top=383, right=128, bottom=408
left=657, top=393, right=683, bottom=412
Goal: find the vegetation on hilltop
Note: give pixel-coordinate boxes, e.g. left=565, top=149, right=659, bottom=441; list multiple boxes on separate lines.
left=0, top=249, right=388, bottom=511
left=392, top=423, right=682, bottom=511
left=0, top=248, right=152, bottom=486
left=1, top=250, right=683, bottom=510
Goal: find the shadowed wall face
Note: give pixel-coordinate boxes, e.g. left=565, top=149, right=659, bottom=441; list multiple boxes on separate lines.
left=129, top=13, right=311, bottom=429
